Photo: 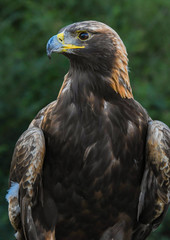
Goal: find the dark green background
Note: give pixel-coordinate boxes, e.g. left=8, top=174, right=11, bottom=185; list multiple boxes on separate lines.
left=0, top=0, right=170, bottom=239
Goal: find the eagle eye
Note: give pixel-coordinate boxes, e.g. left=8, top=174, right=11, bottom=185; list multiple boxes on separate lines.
left=78, top=31, right=89, bottom=41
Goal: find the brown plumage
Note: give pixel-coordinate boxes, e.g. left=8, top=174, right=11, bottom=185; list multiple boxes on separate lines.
left=6, top=21, right=170, bottom=240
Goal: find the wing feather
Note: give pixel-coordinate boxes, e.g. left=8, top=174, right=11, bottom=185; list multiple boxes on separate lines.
left=146, top=120, right=170, bottom=212
left=135, top=120, right=170, bottom=239
left=7, top=101, right=57, bottom=239
left=7, top=127, right=45, bottom=239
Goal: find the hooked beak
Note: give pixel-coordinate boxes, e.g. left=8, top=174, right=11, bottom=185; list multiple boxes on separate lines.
left=46, top=32, right=85, bottom=58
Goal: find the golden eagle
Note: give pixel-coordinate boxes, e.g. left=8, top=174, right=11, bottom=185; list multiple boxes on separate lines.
left=6, top=21, right=170, bottom=240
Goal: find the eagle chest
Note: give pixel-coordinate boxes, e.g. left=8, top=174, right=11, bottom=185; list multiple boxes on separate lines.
left=46, top=101, right=113, bottom=175
left=44, top=99, right=143, bottom=201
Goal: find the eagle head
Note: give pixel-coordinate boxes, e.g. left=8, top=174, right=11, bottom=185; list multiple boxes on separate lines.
left=46, top=21, right=133, bottom=98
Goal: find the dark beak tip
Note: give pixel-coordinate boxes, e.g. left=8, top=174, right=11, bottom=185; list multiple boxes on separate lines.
left=46, top=46, right=52, bottom=59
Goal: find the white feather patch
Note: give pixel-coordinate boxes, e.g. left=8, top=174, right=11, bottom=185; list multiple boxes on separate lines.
left=6, top=181, right=19, bottom=203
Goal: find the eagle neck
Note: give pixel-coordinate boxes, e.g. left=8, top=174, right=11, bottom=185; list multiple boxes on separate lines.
left=67, top=65, right=116, bottom=103
left=58, top=58, right=133, bottom=105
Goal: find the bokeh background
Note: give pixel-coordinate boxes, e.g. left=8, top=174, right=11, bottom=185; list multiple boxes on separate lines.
left=0, top=0, right=170, bottom=239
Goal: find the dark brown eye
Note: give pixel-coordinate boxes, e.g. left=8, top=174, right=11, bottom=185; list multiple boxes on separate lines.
left=78, top=32, right=89, bottom=41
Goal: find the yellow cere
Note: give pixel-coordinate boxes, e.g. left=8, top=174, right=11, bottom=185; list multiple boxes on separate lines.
left=57, top=32, right=85, bottom=51
left=57, top=32, right=65, bottom=43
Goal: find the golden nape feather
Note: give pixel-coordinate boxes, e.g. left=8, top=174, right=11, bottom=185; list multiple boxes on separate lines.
left=7, top=21, right=170, bottom=240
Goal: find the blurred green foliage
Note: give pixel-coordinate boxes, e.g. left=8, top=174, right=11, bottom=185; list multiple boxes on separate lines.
left=0, top=0, right=169, bottom=239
